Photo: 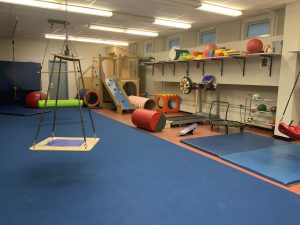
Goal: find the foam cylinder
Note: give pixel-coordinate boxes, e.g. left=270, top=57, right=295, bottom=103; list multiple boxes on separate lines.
left=169, top=49, right=189, bottom=61
left=128, top=96, right=156, bottom=110
left=132, top=109, right=165, bottom=132
left=38, top=100, right=83, bottom=108
left=83, top=90, right=100, bottom=107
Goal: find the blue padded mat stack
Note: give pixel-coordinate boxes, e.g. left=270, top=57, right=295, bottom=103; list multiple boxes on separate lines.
left=180, top=132, right=287, bottom=157
left=0, top=106, right=51, bottom=116
left=222, top=144, right=300, bottom=186
left=180, top=132, right=300, bottom=185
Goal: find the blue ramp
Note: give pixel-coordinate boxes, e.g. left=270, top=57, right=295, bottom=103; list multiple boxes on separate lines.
left=180, top=132, right=288, bottom=157
left=104, top=78, right=134, bottom=110
left=222, top=144, right=300, bottom=186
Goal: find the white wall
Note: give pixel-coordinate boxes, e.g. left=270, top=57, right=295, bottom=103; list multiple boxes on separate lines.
left=137, top=10, right=286, bottom=130
left=137, top=9, right=285, bottom=57
left=274, top=2, right=300, bottom=136
left=0, top=37, right=106, bottom=99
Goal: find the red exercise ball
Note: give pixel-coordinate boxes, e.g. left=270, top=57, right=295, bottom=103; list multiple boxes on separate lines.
left=247, top=39, right=263, bottom=54
left=203, top=43, right=218, bottom=57
left=25, top=91, right=47, bottom=108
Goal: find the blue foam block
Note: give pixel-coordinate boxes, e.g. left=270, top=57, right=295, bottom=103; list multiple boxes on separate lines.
left=45, top=139, right=84, bottom=147
left=222, top=144, right=300, bottom=186
left=0, top=61, right=41, bottom=91
left=0, top=106, right=51, bottom=116
left=180, top=132, right=288, bottom=157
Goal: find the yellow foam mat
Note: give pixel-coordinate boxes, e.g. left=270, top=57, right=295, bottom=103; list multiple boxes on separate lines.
left=29, top=137, right=100, bottom=152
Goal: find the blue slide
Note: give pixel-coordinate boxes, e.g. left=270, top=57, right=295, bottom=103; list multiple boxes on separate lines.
left=104, top=78, right=134, bottom=111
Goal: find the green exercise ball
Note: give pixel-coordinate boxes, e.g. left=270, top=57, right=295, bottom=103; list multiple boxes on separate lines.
left=257, top=104, right=267, bottom=112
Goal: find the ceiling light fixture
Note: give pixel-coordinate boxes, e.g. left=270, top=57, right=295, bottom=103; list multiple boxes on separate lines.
left=153, top=19, right=192, bottom=29
left=0, top=0, right=113, bottom=17
left=89, top=25, right=125, bottom=33
left=126, top=29, right=158, bottom=37
left=89, top=24, right=159, bottom=37
left=196, top=3, right=242, bottom=17
left=45, top=34, right=129, bottom=46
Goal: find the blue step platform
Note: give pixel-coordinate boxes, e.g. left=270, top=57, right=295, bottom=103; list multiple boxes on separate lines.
left=222, top=144, right=300, bottom=186
left=180, top=132, right=288, bottom=157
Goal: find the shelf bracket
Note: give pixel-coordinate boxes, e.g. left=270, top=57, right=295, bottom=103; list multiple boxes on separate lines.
left=233, top=57, right=246, bottom=77
left=152, top=64, right=154, bottom=76
left=153, top=63, right=164, bottom=76
left=197, top=61, right=205, bottom=76
left=179, top=61, right=190, bottom=76
left=212, top=58, right=224, bottom=76
left=166, top=62, right=176, bottom=76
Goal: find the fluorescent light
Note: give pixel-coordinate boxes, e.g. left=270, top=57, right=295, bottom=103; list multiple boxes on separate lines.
left=45, top=34, right=129, bottom=46
left=89, top=25, right=125, bottom=33
left=89, top=24, right=158, bottom=37
left=0, top=0, right=113, bottom=17
left=66, top=5, right=112, bottom=17
left=196, top=3, right=242, bottom=17
left=153, top=19, right=191, bottom=29
left=126, top=29, right=158, bottom=37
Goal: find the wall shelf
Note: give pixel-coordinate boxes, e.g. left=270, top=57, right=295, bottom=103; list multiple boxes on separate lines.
left=144, top=53, right=281, bottom=77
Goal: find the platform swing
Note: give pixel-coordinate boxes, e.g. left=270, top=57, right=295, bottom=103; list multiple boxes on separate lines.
left=29, top=0, right=99, bottom=151
left=278, top=70, right=300, bottom=140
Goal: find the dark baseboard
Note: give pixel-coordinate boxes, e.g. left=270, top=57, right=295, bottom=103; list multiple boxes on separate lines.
left=272, top=134, right=292, bottom=142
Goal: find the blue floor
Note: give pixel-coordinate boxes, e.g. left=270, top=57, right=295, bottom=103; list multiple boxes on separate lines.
left=222, top=144, right=300, bottom=186
left=1, top=108, right=300, bottom=225
left=180, top=132, right=287, bottom=157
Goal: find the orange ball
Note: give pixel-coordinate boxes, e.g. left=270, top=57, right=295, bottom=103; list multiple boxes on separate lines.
left=25, top=91, right=47, bottom=108
left=203, top=43, right=218, bottom=57
left=247, top=39, right=263, bottom=54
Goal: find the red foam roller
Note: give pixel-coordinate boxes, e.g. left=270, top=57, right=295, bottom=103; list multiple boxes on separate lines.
left=132, top=109, right=162, bottom=132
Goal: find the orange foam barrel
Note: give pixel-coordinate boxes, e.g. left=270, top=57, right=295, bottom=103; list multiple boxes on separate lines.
left=83, top=90, right=100, bottom=107
left=132, top=109, right=163, bottom=132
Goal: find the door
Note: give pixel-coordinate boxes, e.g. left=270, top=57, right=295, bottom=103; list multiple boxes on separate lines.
left=49, top=61, right=68, bottom=99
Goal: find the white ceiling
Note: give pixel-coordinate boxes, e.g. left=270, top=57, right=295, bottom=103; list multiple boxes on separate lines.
left=0, top=0, right=297, bottom=43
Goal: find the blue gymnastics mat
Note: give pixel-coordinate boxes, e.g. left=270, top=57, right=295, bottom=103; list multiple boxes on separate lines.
left=180, top=132, right=288, bottom=157
left=0, top=106, right=51, bottom=116
left=1, top=109, right=300, bottom=225
left=222, top=144, right=300, bottom=186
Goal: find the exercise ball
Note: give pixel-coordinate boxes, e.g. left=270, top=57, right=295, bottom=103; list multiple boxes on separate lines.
left=257, top=104, right=267, bottom=112
left=247, top=39, right=263, bottom=54
left=270, top=106, right=277, bottom=114
left=26, top=91, right=47, bottom=108
left=203, top=43, right=218, bottom=57
left=252, top=93, right=261, bottom=100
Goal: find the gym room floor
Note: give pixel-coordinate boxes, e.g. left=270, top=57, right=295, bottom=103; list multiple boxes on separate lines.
left=96, top=108, right=300, bottom=195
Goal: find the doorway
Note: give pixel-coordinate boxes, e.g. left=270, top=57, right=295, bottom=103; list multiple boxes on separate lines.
left=48, top=60, right=68, bottom=99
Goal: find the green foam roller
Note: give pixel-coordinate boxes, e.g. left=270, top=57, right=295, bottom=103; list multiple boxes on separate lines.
left=38, top=100, right=83, bottom=108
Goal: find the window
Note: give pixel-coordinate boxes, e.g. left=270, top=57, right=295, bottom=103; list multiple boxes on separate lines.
left=146, top=42, right=153, bottom=53
left=246, top=20, right=271, bottom=38
left=200, top=30, right=216, bottom=44
left=168, top=37, right=180, bottom=49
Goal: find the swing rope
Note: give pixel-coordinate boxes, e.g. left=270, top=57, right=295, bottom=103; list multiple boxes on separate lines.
left=12, top=16, right=19, bottom=99
left=280, top=70, right=300, bottom=123
left=33, top=0, right=97, bottom=148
